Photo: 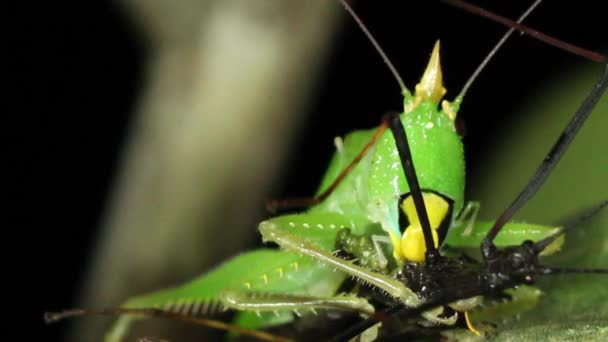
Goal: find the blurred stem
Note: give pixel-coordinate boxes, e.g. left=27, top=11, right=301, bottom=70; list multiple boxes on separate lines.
left=70, top=1, right=341, bottom=340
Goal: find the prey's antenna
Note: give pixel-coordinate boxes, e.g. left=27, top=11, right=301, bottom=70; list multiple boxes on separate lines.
left=538, top=267, right=608, bottom=275
left=339, top=0, right=408, bottom=95
left=442, top=1, right=608, bottom=253
left=534, top=200, right=608, bottom=253
left=459, top=0, right=542, bottom=98
left=483, top=64, right=608, bottom=253
left=444, top=0, right=607, bottom=63
left=386, top=113, right=439, bottom=261
left=442, top=0, right=608, bottom=257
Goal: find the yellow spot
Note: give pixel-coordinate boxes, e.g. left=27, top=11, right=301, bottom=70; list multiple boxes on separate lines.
left=292, top=262, right=299, bottom=271
left=396, top=192, right=449, bottom=262
left=277, top=267, right=284, bottom=278
left=262, top=274, right=268, bottom=284
left=390, top=231, right=401, bottom=261
left=400, top=226, right=438, bottom=263
left=244, top=282, right=251, bottom=289
left=402, top=192, right=449, bottom=228
left=407, top=41, right=446, bottom=113
left=465, top=311, right=481, bottom=336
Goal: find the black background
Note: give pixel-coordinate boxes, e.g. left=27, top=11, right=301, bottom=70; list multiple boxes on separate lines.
left=10, top=1, right=605, bottom=340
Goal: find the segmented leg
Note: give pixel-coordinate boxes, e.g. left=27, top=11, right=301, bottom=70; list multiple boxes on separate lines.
left=371, top=235, right=392, bottom=270
left=220, top=291, right=375, bottom=316
left=259, top=222, right=423, bottom=307
left=452, top=201, right=480, bottom=237
left=420, top=306, right=458, bottom=326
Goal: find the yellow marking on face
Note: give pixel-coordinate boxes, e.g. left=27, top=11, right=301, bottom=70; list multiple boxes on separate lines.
left=277, top=267, right=284, bottom=278
left=262, top=274, right=269, bottom=285
left=400, top=225, right=439, bottom=263
left=244, top=282, right=252, bottom=289
left=389, top=231, right=402, bottom=261
left=396, top=192, right=450, bottom=262
left=292, top=262, right=299, bottom=272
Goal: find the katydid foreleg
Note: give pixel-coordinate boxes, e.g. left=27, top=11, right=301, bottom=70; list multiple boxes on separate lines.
left=258, top=222, right=421, bottom=307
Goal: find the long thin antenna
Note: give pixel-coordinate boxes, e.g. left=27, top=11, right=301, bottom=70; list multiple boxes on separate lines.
left=483, top=65, right=608, bottom=254
left=537, top=267, right=608, bottom=275
left=44, top=308, right=293, bottom=342
left=534, top=200, right=608, bottom=253
left=443, top=0, right=607, bottom=63
left=339, top=0, right=408, bottom=94
left=459, top=0, right=542, bottom=98
left=266, top=121, right=389, bottom=213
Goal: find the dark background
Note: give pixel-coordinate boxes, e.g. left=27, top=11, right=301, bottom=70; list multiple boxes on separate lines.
left=11, top=0, right=605, bottom=340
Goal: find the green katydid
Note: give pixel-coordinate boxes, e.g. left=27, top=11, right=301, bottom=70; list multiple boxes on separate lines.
left=45, top=1, right=608, bottom=341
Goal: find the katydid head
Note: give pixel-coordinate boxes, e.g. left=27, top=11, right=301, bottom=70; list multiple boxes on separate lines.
left=338, top=0, right=549, bottom=266
left=341, top=21, right=465, bottom=264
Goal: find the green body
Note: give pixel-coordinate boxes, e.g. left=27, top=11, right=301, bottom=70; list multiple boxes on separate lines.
left=312, top=98, right=465, bottom=238
left=104, top=47, right=563, bottom=341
